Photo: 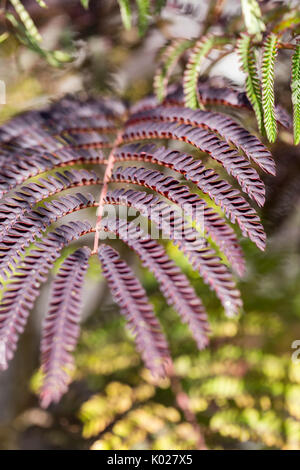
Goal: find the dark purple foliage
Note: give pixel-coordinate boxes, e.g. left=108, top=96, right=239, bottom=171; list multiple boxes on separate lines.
left=0, top=86, right=274, bottom=406
left=98, top=244, right=172, bottom=377
left=40, top=247, right=90, bottom=408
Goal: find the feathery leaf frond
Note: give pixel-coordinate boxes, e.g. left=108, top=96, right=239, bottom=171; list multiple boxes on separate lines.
left=40, top=247, right=90, bottom=408
left=136, top=0, right=150, bottom=36
left=10, top=0, right=42, bottom=42
left=117, top=0, right=132, bottom=30
left=127, top=104, right=275, bottom=175
left=114, top=144, right=266, bottom=250
left=183, top=35, right=227, bottom=109
left=154, top=39, right=192, bottom=102
left=0, top=193, right=95, bottom=279
left=291, top=43, right=300, bottom=145
left=262, top=33, right=279, bottom=143
left=109, top=165, right=244, bottom=274
left=98, top=244, right=172, bottom=377
left=0, top=169, right=101, bottom=238
left=0, top=89, right=274, bottom=405
left=241, top=0, right=265, bottom=36
left=121, top=120, right=265, bottom=205
left=237, top=33, right=265, bottom=134
left=104, top=188, right=242, bottom=317
left=0, top=221, right=92, bottom=370
left=102, top=218, right=210, bottom=349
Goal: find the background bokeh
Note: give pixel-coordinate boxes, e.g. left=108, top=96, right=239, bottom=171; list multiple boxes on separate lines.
left=0, top=0, right=300, bottom=450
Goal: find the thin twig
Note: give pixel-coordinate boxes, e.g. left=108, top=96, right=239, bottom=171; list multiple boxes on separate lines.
left=166, top=362, right=207, bottom=450
left=92, top=129, right=123, bottom=254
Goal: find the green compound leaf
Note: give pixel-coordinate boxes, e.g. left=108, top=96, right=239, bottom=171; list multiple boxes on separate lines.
left=237, top=33, right=265, bottom=135
left=291, top=43, right=300, bottom=145
left=136, top=0, right=150, bottom=36
left=117, top=0, right=132, bottom=31
left=6, top=12, right=73, bottom=67
left=262, top=33, right=279, bottom=143
left=241, top=0, right=266, bottom=36
left=183, top=35, right=228, bottom=109
left=10, top=0, right=42, bottom=42
left=154, top=39, right=192, bottom=102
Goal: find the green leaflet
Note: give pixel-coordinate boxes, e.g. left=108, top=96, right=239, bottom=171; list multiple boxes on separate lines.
left=183, top=35, right=227, bottom=109
left=241, top=0, right=266, bottom=36
left=154, top=39, right=192, bottom=102
left=117, top=0, right=132, bottom=31
left=80, top=0, right=90, bottom=9
left=291, top=44, right=300, bottom=145
left=0, top=32, right=9, bottom=44
left=118, top=0, right=150, bottom=35
left=136, top=0, right=150, bottom=36
left=6, top=12, right=73, bottom=67
left=10, top=0, right=42, bottom=43
left=237, top=34, right=265, bottom=135
left=35, top=0, right=47, bottom=7
left=262, top=33, right=278, bottom=143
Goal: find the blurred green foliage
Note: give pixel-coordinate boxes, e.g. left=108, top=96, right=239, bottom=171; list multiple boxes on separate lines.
left=27, top=238, right=300, bottom=450
left=0, top=0, right=300, bottom=451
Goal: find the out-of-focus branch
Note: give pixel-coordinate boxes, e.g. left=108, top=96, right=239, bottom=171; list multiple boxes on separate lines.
left=166, top=362, right=207, bottom=450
